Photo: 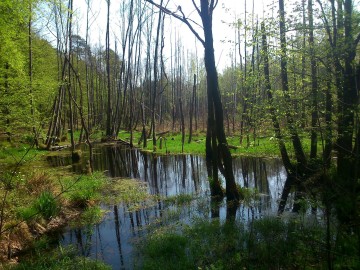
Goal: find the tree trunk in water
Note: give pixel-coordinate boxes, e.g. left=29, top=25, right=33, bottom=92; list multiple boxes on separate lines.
left=200, top=0, right=240, bottom=201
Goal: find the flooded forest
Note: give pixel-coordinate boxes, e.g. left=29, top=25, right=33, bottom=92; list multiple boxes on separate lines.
left=1, top=0, right=360, bottom=269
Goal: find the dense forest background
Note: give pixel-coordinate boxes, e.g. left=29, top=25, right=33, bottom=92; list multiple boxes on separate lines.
left=1, top=0, right=360, bottom=223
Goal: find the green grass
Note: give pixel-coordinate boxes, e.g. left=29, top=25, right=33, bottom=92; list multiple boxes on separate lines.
left=117, top=130, right=322, bottom=158
left=140, top=215, right=360, bottom=270
left=62, top=172, right=108, bottom=208
left=0, top=142, right=47, bottom=166
left=5, top=244, right=111, bottom=270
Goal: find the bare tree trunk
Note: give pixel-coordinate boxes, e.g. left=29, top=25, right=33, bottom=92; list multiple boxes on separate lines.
left=106, top=0, right=112, bottom=137
left=188, top=74, right=196, bottom=143
left=151, top=0, right=164, bottom=150
left=67, top=0, right=75, bottom=152
left=179, top=98, right=185, bottom=153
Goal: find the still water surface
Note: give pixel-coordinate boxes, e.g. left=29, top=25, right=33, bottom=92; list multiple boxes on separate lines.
left=48, top=144, right=286, bottom=269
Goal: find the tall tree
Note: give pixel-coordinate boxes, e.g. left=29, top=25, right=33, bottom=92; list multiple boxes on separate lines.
left=278, top=0, right=307, bottom=170
left=308, top=0, right=319, bottom=159
left=105, top=0, right=112, bottom=137
left=144, top=0, right=240, bottom=201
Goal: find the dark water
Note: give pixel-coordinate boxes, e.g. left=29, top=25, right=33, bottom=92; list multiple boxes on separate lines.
left=48, top=144, right=286, bottom=269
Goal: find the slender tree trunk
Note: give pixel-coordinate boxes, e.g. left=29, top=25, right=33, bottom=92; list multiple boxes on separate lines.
left=67, top=0, right=75, bottom=152
left=308, top=0, right=319, bottom=159
left=188, top=74, right=196, bottom=143
left=279, top=0, right=307, bottom=169
left=151, top=0, right=164, bottom=149
left=261, top=22, right=293, bottom=174
left=106, top=0, right=112, bottom=137
left=28, top=1, right=38, bottom=147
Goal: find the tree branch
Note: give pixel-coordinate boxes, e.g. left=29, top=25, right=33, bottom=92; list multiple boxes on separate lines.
left=316, top=0, right=334, bottom=48
left=191, top=0, right=201, bottom=16
left=144, top=0, right=205, bottom=46
left=355, top=31, right=360, bottom=47
left=211, top=0, right=219, bottom=11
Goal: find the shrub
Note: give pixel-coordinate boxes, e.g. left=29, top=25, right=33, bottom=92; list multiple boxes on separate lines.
left=34, top=191, right=59, bottom=220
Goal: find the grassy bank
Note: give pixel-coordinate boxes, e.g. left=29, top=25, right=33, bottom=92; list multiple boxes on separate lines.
left=140, top=215, right=359, bottom=269
left=117, top=130, right=319, bottom=158
left=0, top=142, right=113, bottom=266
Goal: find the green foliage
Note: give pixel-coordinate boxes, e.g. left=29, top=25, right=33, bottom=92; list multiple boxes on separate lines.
left=103, top=177, right=151, bottom=206
left=238, top=186, right=259, bottom=204
left=163, top=194, right=194, bottom=206
left=14, top=190, right=58, bottom=222
left=16, top=205, right=38, bottom=221
left=63, top=172, right=106, bottom=208
left=34, top=191, right=59, bottom=220
left=0, top=1, right=58, bottom=142
left=140, top=215, right=360, bottom=269
left=6, top=245, right=111, bottom=270
left=72, top=206, right=104, bottom=227
left=142, top=233, right=192, bottom=270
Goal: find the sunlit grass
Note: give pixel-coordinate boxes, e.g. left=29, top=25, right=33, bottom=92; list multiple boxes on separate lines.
left=117, top=130, right=323, bottom=158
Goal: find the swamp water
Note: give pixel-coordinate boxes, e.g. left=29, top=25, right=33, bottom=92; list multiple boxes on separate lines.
left=47, top=144, right=287, bottom=269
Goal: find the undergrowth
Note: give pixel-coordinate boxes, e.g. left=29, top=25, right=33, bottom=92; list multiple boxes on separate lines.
left=140, top=215, right=360, bottom=269
left=5, top=242, right=111, bottom=270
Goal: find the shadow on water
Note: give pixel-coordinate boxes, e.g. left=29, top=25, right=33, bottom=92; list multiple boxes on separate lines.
left=49, top=144, right=287, bottom=269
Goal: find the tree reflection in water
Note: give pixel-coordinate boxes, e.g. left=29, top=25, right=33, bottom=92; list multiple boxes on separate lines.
left=51, top=145, right=287, bottom=269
